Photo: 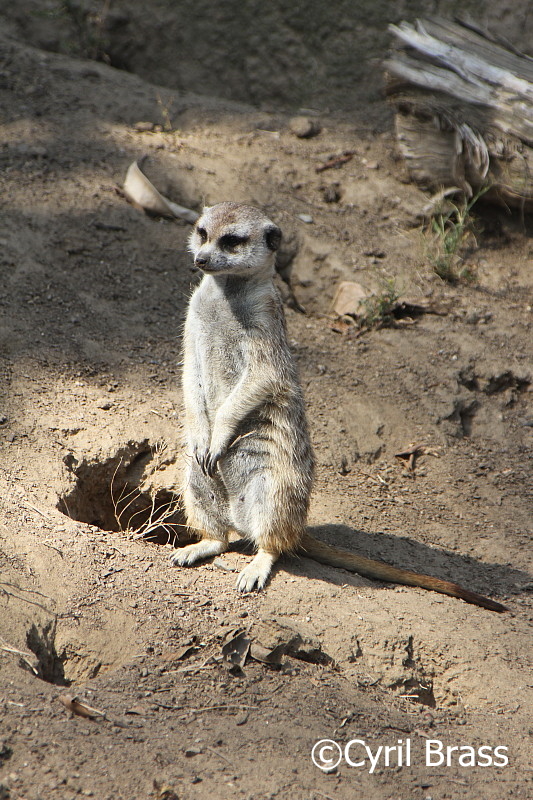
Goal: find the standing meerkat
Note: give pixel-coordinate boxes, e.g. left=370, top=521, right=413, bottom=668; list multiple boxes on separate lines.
left=170, top=202, right=506, bottom=612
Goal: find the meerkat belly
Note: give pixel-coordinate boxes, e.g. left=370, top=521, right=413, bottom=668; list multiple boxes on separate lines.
left=220, top=410, right=313, bottom=544
left=220, top=398, right=313, bottom=501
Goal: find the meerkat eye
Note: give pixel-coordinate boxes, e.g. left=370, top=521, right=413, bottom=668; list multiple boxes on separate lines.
left=197, top=226, right=208, bottom=243
left=219, top=233, right=249, bottom=250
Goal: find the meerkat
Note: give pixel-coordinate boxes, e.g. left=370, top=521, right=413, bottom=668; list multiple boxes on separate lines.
left=169, top=202, right=506, bottom=613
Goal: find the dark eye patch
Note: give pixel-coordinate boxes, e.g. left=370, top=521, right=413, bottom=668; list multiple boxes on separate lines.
left=219, top=233, right=249, bottom=250
left=197, top=226, right=208, bottom=243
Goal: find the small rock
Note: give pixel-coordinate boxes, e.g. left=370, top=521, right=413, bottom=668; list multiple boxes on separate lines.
left=16, top=144, right=48, bottom=158
left=95, top=398, right=113, bottom=410
left=330, top=281, right=368, bottom=317
left=289, top=116, right=321, bottom=139
left=235, top=713, right=249, bottom=726
left=0, top=742, right=12, bottom=766
left=213, top=558, right=234, bottom=573
left=185, top=747, right=202, bottom=758
left=297, top=213, right=314, bottom=224
left=80, top=67, right=100, bottom=79
left=134, top=121, right=156, bottom=132
left=0, top=414, right=7, bottom=425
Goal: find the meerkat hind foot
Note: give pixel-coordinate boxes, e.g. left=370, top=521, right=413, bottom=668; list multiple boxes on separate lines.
left=169, top=539, right=227, bottom=567
left=236, top=550, right=277, bottom=593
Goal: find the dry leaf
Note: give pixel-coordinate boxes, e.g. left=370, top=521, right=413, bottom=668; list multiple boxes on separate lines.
left=221, top=630, right=250, bottom=669
left=161, top=637, right=199, bottom=663
left=250, top=620, right=334, bottom=666
left=57, top=694, right=106, bottom=719
left=153, top=779, right=180, bottom=800
left=328, top=318, right=354, bottom=335
left=249, top=642, right=287, bottom=666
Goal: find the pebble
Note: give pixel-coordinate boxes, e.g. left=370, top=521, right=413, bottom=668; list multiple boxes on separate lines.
left=14, top=144, right=48, bottom=158
left=289, top=116, right=321, bottom=139
left=95, top=398, right=113, bottom=410
left=297, top=214, right=314, bottom=224
left=134, top=121, right=156, bottom=132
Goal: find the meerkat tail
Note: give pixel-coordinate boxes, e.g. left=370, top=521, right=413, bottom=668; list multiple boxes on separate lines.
left=299, top=532, right=508, bottom=613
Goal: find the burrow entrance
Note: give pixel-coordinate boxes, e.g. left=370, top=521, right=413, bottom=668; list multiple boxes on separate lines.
left=57, top=439, right=189, bottom=545
left=26, top=620, right=71, bottom=686
left=24, top=617, right=137, bottom=686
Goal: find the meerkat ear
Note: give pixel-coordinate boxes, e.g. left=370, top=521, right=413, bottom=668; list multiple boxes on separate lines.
left=265, top=224, right=282, bottom=252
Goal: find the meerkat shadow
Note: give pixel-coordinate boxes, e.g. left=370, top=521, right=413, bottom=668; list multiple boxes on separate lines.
left=279, top=523, right=530, bottom=600
left=227, top=538, right=257, bottom=556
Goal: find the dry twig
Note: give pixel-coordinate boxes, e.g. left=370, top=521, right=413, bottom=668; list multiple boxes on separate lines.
left=316, top=151, right=354, bottom=172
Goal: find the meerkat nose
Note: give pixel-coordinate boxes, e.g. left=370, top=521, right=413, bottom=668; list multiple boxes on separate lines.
left=195, top=254, right=210, bottom=268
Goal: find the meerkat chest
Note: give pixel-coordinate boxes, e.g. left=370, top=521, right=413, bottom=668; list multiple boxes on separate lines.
left=186, top=284, right=252, bottom=401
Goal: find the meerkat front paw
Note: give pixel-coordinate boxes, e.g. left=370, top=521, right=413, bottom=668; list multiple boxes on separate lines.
left=193, top=443, right=214, bottom=476
left=202, top=424, right=233, bottom=477
left=204, top=448, right=224, bottom=478
left=169, top=539, right=227, bottom=567
left=194, top=444, right=226, bottom=478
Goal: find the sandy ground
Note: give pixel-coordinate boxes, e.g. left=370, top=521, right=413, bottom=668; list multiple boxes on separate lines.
left=0, top=10, right=532, bottom=800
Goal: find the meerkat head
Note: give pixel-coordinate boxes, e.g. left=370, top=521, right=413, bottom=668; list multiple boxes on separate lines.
left=188, top=202, right=281, bottom=277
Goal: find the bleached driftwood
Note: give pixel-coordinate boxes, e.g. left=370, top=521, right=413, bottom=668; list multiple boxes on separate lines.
left=384, top=18, right=533, bottom=209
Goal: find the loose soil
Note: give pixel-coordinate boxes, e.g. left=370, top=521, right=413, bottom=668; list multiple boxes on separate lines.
left=0, top=7, right=532, bottom=800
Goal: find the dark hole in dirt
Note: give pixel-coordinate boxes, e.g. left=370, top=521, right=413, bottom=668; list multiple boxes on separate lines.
left=485, top=372, right=531, bottom=395
left=26, top=621, right=70, bottom=686
left=391, top=301, right=429, bottom=320
left=397, top=678, right=436, bottom=708
left=58, top=442, right=189, bottom=546
left=443, top=398, right=479, bottom=437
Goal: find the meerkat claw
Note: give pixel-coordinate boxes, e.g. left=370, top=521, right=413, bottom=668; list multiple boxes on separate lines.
left=205, top=451, right=221, bottom=477
left=235, top=567, right=264, bottom=593
left=235, top=551, right=276, bottom=592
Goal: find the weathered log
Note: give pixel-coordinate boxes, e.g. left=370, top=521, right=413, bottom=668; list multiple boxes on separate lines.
left=384, top=18, right=533, bottom=210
